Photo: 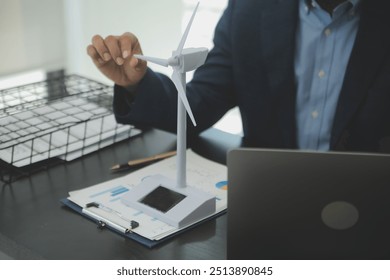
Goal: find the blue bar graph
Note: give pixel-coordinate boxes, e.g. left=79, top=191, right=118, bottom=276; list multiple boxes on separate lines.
left=111, top=187, right=129, bottom=196
left=90, top=185, right=129, bottom=198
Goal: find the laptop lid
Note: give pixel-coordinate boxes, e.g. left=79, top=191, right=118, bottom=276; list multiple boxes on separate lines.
left=227, top=148, right=390, bottom=259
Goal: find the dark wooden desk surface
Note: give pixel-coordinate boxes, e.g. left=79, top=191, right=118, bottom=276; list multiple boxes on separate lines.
left=0, top=128, right=241, bottom=260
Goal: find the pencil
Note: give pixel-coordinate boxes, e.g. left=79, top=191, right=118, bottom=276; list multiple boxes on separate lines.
left=110, top=151, right=176, bottom=172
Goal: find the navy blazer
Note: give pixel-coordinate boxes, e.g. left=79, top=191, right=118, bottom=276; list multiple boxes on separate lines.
left=114, top=0, right=390, bottom=153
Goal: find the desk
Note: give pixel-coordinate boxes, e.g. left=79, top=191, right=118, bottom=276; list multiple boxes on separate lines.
left=0, top=128, right=241, bottom=259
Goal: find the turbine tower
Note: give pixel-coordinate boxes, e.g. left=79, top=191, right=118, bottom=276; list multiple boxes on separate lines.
left=134, top=2, right=208, bottom=189
left=121, top=3, right=215, bottom=228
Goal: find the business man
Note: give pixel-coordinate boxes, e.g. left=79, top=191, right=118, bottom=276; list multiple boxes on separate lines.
left=87, top=0, right=390, bottom=153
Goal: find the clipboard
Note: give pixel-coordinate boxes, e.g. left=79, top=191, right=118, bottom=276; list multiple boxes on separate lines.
left=60, top=197, right=226, bottom=248
left=60, top=149, right=228, bottom=248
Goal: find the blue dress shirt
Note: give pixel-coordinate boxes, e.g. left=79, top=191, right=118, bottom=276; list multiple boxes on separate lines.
left=295, top=0, right=361, bottom=150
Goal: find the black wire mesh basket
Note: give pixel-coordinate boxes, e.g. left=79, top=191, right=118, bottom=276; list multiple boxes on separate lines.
left=0, top=73, right=139, bottom=184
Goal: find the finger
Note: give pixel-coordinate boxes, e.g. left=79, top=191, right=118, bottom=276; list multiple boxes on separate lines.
left=104, top=35, right=124, bottom=65
left=86, top=45, right=105, bottom=65
left=91, top=34, right=111, bottom=62
left=129, top=56, right=139, bottom=68
left=119, top=32, right=139, bottom=59
left=124, top=34, right=146, bottom=70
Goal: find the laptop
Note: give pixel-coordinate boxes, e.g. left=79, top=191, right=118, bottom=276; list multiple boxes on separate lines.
left=227, top=148, right=390, bottom=259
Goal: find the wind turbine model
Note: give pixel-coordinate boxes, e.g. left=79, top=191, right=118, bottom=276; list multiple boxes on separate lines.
left=121, top=3, right=216, bottom=228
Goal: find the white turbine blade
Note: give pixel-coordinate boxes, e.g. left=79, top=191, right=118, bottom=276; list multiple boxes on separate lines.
left=176, top=2, right=200, bottom=55
left=133, top=54, right=169, bottom=67
left=171, top=70, right=197, bottom=126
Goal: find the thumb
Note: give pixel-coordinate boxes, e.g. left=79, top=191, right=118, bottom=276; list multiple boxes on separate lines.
left=130, top=56, right=147, bottom=71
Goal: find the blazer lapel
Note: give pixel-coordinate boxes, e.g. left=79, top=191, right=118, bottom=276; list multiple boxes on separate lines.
left=260, top=0, right=299, bottom=92
left=331, top=0, right=390, bottom=148
left=259, top=0, right=299, bottom=147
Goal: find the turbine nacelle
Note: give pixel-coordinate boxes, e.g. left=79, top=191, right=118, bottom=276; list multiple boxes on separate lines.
left=174, top=47, right=208, bottom=73
left=134, top=47, right=208, bottom=73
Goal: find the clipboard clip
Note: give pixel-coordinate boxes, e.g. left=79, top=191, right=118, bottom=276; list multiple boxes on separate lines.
left=86, top=201, right=139, bottom=232
left=97, top=220, right=107, bottom=229
left=96, top=219, right=139, bottom=233
left=129, top=220, right=139, bottom=230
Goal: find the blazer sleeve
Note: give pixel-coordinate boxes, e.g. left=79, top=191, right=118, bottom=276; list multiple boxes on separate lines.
left=113, top=0, right=237, bottom=135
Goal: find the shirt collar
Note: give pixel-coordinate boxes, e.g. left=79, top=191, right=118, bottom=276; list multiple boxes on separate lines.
left=304, top=0, right=361, bottom=11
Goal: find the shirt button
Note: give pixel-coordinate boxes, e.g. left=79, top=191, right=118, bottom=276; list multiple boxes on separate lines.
left=318, top=70, right=326, bottom=78
left=324, top=28, right=331, bottom=36
left=311, top=111, right=319, bottom=119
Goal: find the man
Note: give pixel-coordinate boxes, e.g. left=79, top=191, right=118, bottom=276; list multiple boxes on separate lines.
left=87, top=0, right=390, bottom=153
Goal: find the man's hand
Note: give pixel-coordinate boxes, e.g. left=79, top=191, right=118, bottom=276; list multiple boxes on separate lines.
left=87, top=32, right=147, bottom=88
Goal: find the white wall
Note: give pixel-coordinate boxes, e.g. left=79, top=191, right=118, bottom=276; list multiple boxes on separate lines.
left=0, top=0, right=241, bottom=134
left=0, top=0, right=225, bottom=83
left=0, top=0, right=65, bottom=76
left=64, top=0, right=184, bottom=84
left=63, top=0, right=241, bottom=134
left=63, top=0, right=230, bottom=84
